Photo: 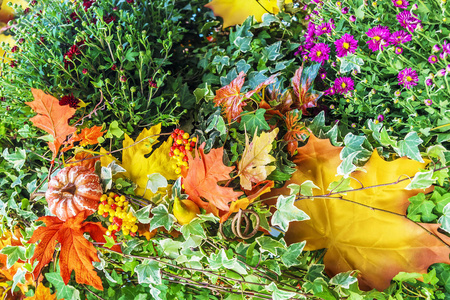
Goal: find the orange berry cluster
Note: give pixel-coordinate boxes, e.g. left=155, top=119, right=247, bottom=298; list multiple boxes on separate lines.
left=98, top=192, right=138, bottom=237
left=168, top=128, right=197, bottom=175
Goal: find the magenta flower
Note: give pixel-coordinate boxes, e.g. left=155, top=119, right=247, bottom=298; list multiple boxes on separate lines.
left=377, top=114, right=385, bottom=122
left=395, top=47, right=403, bottom=54
left=391, top=0, right=409, bottom=9
left=366, top=25, right=391, bottom=52
left=398, top=68, right=418, bottom=89
left=432, top=44, right=441, bottom=52
left=424, top=99, right=433, bottom=106
left=349, top=15, right=356, bottom=22
left=341, top=7, right=349, bottom=14
left=389, top=30, right=412, bottom=45
left=309, top=43, right=330, bottom=63
left=334, top=77, right=354, bottom=94
left=440, top=52, right=448, bottom=60
left=442, top=40, right=450, bottom=54
left=396, top=11, right=421, bottom=32
left=428, top=55, right=438, bottom=64
left=335, top=33, right=358, bottom=57
left=425, top=78, right=433, bottom=86
left=316, top=22, right=333, bottom=36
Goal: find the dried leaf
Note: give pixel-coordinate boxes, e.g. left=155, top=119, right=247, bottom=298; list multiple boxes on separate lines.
left=25, top=89, right=76, bottom=158
left=28, top=211, right=118, bottom=291
left=183, top=146, right=243, bottom=212
left=238, top=128, right=278, bottom=190
left=266, top=134, right=449, bottom=290
left=205, top=0, right=291, bottom=28
left=78, top=126, right=105, bottom=147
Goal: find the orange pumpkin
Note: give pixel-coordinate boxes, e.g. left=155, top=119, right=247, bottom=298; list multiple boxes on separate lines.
left=46, top=166, right=103, bottom=221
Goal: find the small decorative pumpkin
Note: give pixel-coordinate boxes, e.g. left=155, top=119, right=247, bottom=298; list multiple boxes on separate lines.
left=46, top=165, right=103, bottom=221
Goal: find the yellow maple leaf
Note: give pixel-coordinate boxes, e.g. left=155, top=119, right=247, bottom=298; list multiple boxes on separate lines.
left=24, top=283, right=56, bottom=300
left=100, top=124, right=177, bottom=199
left=265, top=134, right=450, bottom=291
left=205, top=0, right=292, bottom=28
left=237, top=128, right=278, bottom=190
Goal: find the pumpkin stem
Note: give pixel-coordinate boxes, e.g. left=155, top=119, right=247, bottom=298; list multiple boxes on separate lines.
left=60, top=183, right=76, bottom=195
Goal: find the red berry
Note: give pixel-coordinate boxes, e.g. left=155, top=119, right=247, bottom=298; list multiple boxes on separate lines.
left=113, top=217, right=119, bottom=223
left=190, top=141, right=196, bottom=148
left=170, top=146, right=176, bottom=151
left=181, top=147, right=187, bottom=154
left=183, top=156, right=188, bottom=162
left=171, top=132, right=177, bottom=138
left=111, top=204, right=117, bottom=210
left=101, top=201, right=107, bottom=205
left=179, top=130, right=184, bottom=135
left=111, top=230, right=117, bottom=236
left=169, top=151, right=174, bottom=157
left=182, top=139, right=189, bottom=144
left=174, top=128, right=179, bottom=134
left=130, top=232, right=136, bottom=237
left=177, top=134, right=183, bottom=140
left=102, top=212, right=109, bottom=218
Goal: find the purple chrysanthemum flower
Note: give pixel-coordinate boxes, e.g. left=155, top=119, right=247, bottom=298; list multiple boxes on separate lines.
left=432, top=44, right=441, bottom=52
left=349, top=15, right=356, bottom=22
left=437, top=69, right=446, bottom=77
left=394, top=90, right=401, bottom=97
left=366, top=25, right=391, bottom=52
left=442, top=40, right=450, bottom=54
left=391, top=0, right=409, bottom=9
left=395, top=47, right=403, bottom=54
left=334, top=77, right=354, bottom=94
left=335, top=33, right=358, bottom=57
left=315, top=22, right=333, bottom=36
left=377, top=114, right=385, bottom=122
left=324, top=88, right=335, bottom=96
left=341, top=7, right=349, bottom=14
left=424, top=99, right=433, bottom=106
left=396, top=11, right=421, bottom=32
left=389, top=30, right=412, bottom=45
left=428, top=55, right=438, bottom=64
left=398, top=68, right=418, bottom=89
left=309, top=43, right=330, bottom=63
left=425, top=78, right=433, bottom=86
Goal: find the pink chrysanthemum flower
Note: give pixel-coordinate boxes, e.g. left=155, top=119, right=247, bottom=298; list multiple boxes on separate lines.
left=398, top=68, right=418, bottom=89
left=442, top=40, right=450, bottom=54
left=391, top=0, right=409, bottom=9
left=389, top=30, right=412, bottom=45
left=335, top=33, right=358, bottom=57
left=315, top=22, right=333, bottom=36
left=309, top=43, right=330, bottom=63
left=396, top=11, right=421, bottom=32
left=395, top=47, right=403, bottom=54
left=428, top=55, right=438, bottom=64
left=366, top=25, right=391, bottom=52
left=334, top=77, right=354, bottom=94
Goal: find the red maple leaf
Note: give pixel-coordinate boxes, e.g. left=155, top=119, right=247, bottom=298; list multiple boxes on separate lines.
left=28, top=211, right=120, bottom=290
left=182, top=146, right=243, bottom=212
left=25, top=89, right=76, bottom=158
left=291, top=66, right=323, bottom=115
left=213, top=71, right=246, bottom=123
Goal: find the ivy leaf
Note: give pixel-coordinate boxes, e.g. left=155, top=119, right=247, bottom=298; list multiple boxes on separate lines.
left=146, top=173, right=168, bottom=193
left=45, top=272, right=81, bottom=300
left=207, top=249, right=247, bottom=274
left=180, top=218, right=206, bottom=239
left=394, top=131, right=424, bottom=162
left=329, top=271, right=358, bottom=289
left=0, top=245, right=26, bottom=269
left=25, top=89, right=76, bottom=158
left=256, top=236, right=286, bottom=255
left=407, top=193, right=437, bottom=222
left=135, top=205, right=153, bottom=224
left=438, top=203, right=450, bottom=233
left=272, top=195, right=310, bottom=231
left=1, top=148, right=26, bottom=171
left=405, top=170, right=435, bottom=190
left=135, top=260, right=162, bottom=285
left=266, top=282, right=297, bottom=300
left=238, top=108, right=270, bottom=135
left=11, top=267, right=27, bottom=293
left=280, top=241, right=306, bottom=267
left=150, top=204, right=175, bottom=231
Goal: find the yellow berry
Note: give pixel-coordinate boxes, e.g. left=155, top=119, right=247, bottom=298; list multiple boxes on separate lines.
left=99, top=204, right=105, bottom=210
left=120, top=195, right=126, bottom=202
left=122, top=229, right=130, bottom=236
left=98, top=209, right=104, bottom=215
left=185, top=146, right=190, bottom=151
left=182, top=132, right=189, bottom=139
left=191, top=137, right=197, bottom=142
left=106, top=230, right=111, bottom=236
left=100, top=194, right=108, bottom=201
left=108, top=198, right=114, bottom=205
left=124, top=201, right=129, bottom=207
left=110, top=211, right=116, bottom=217
left=112, top=224, right=119, bottom=230
left=125, top=224, right=132, bottom=230
left=176, top=156, right=183, bottom=162
left=174, top=148, right=181, bottom=155
left=175, top=168, right=181, bottom=174
left=179, top=152, right=185, bottom=158
left=182, top=161, right=188, bottom=167
left=109, top=192, right=115, bottom=198
left=116, top=207, right=122, bottom=213
left=176, top=139, right=183, bottom=145
left=130, top=217, right=137, bottom=223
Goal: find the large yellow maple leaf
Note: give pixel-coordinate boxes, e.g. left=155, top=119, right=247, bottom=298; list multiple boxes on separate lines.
left=100, top=124, right=177, bottom=199
left=267, top=134, right=450, bottom=291
left=205, top=0, right=291, bottom=28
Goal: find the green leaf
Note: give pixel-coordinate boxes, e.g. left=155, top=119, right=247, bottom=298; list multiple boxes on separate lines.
left=287, top=183, right=300, bottom=195
left=339, top=54, right=364, bottom=74
left=309, top=111, right=325, bottom=134
left=135, top=205, right=152, bottom=224
left=327, top=177, right=352, bottom=193
left=379, top=128, right=398, bottom=148
left=180, top=218, right=206, bottom=239
left=262, top=41, right=282, bottom=61
left=104, top=235, right=116, bottom=249
left=1, top=245, right=26, bottom=269
left=271, top=195, right=310, bottom=231
left=46, top=272, right=81, bottom=300
left=239, top=109, right=270, bottom=135
left=266, top=282, right=297, bottom=300
left=337, top=151, right=360, bottom=177
left=405, top=170, right=435, bottom=190
left=393, top=272, right=422, bottom=282
left=341, top=133, right=372, bottom=162
left=394, top=131, right=424, bottom=162
left=2, top=148, right=26, bottom=171
left=149, top=204, right=176, bottom=231
left=145, top=173, right=168, bottom=194
left=198, top=213, right=220, bottom=223
left=427, top=144, right=447, bottom=163
left=281, top=241, right=306, bottom=267
left=158, top=239, right=182, bottom=258
left=135, top=260, right=161, bottom=285
left=207, top=249, right=247, bottom=274
left=106, top=121, right=124, bottom=139
left=438, top=203, right=450, bottom=233
left=256, top=236, right=286, bottom=255
left=12, top=268, right=27, bottom=295
left=329, top=271, right=358, bottom=289
left=408, top=193, right=437, bottom=222
left=434, top=263, right=450, bottom=292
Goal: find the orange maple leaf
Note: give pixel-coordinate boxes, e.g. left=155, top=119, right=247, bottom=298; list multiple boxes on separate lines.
left=78, top=126, right=105, bottom=147
left=214, top=72, right=277, bottom=123
left=25, top=89, right=76, bottom=158
left=28, top=211, right=119, bottom=291
left=182, top=146, right=243, bottom=212
left=24, top=283, right=56, bottom=300
left=266, top=134, right=450, bottom=290
left=283, top=110, right=309, bottom=156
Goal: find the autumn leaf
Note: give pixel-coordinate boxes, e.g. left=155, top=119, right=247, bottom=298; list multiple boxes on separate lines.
left=24, top=283, right=56, bottom=300
left=291, top=65, right=323, bottom=115
left=78, top=126, right=105, bottom=147
left=100, top=124, right=177, bottom=199
left=283, top=109, right=309, bottom=156
left=214, top=71, right=246, bottom=123
left=25, top=89, right=76, bottom=158
left=266, top=134, right=450, bottom=291
left=28, top=211, right=118, bottom=291
left=66, top=151, right=99, bottom=170
left=205, top=0, right=292, bottom=28
left=182, top=146, right=243, bottom=212
left=237, top=128, right=278, bottom=190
